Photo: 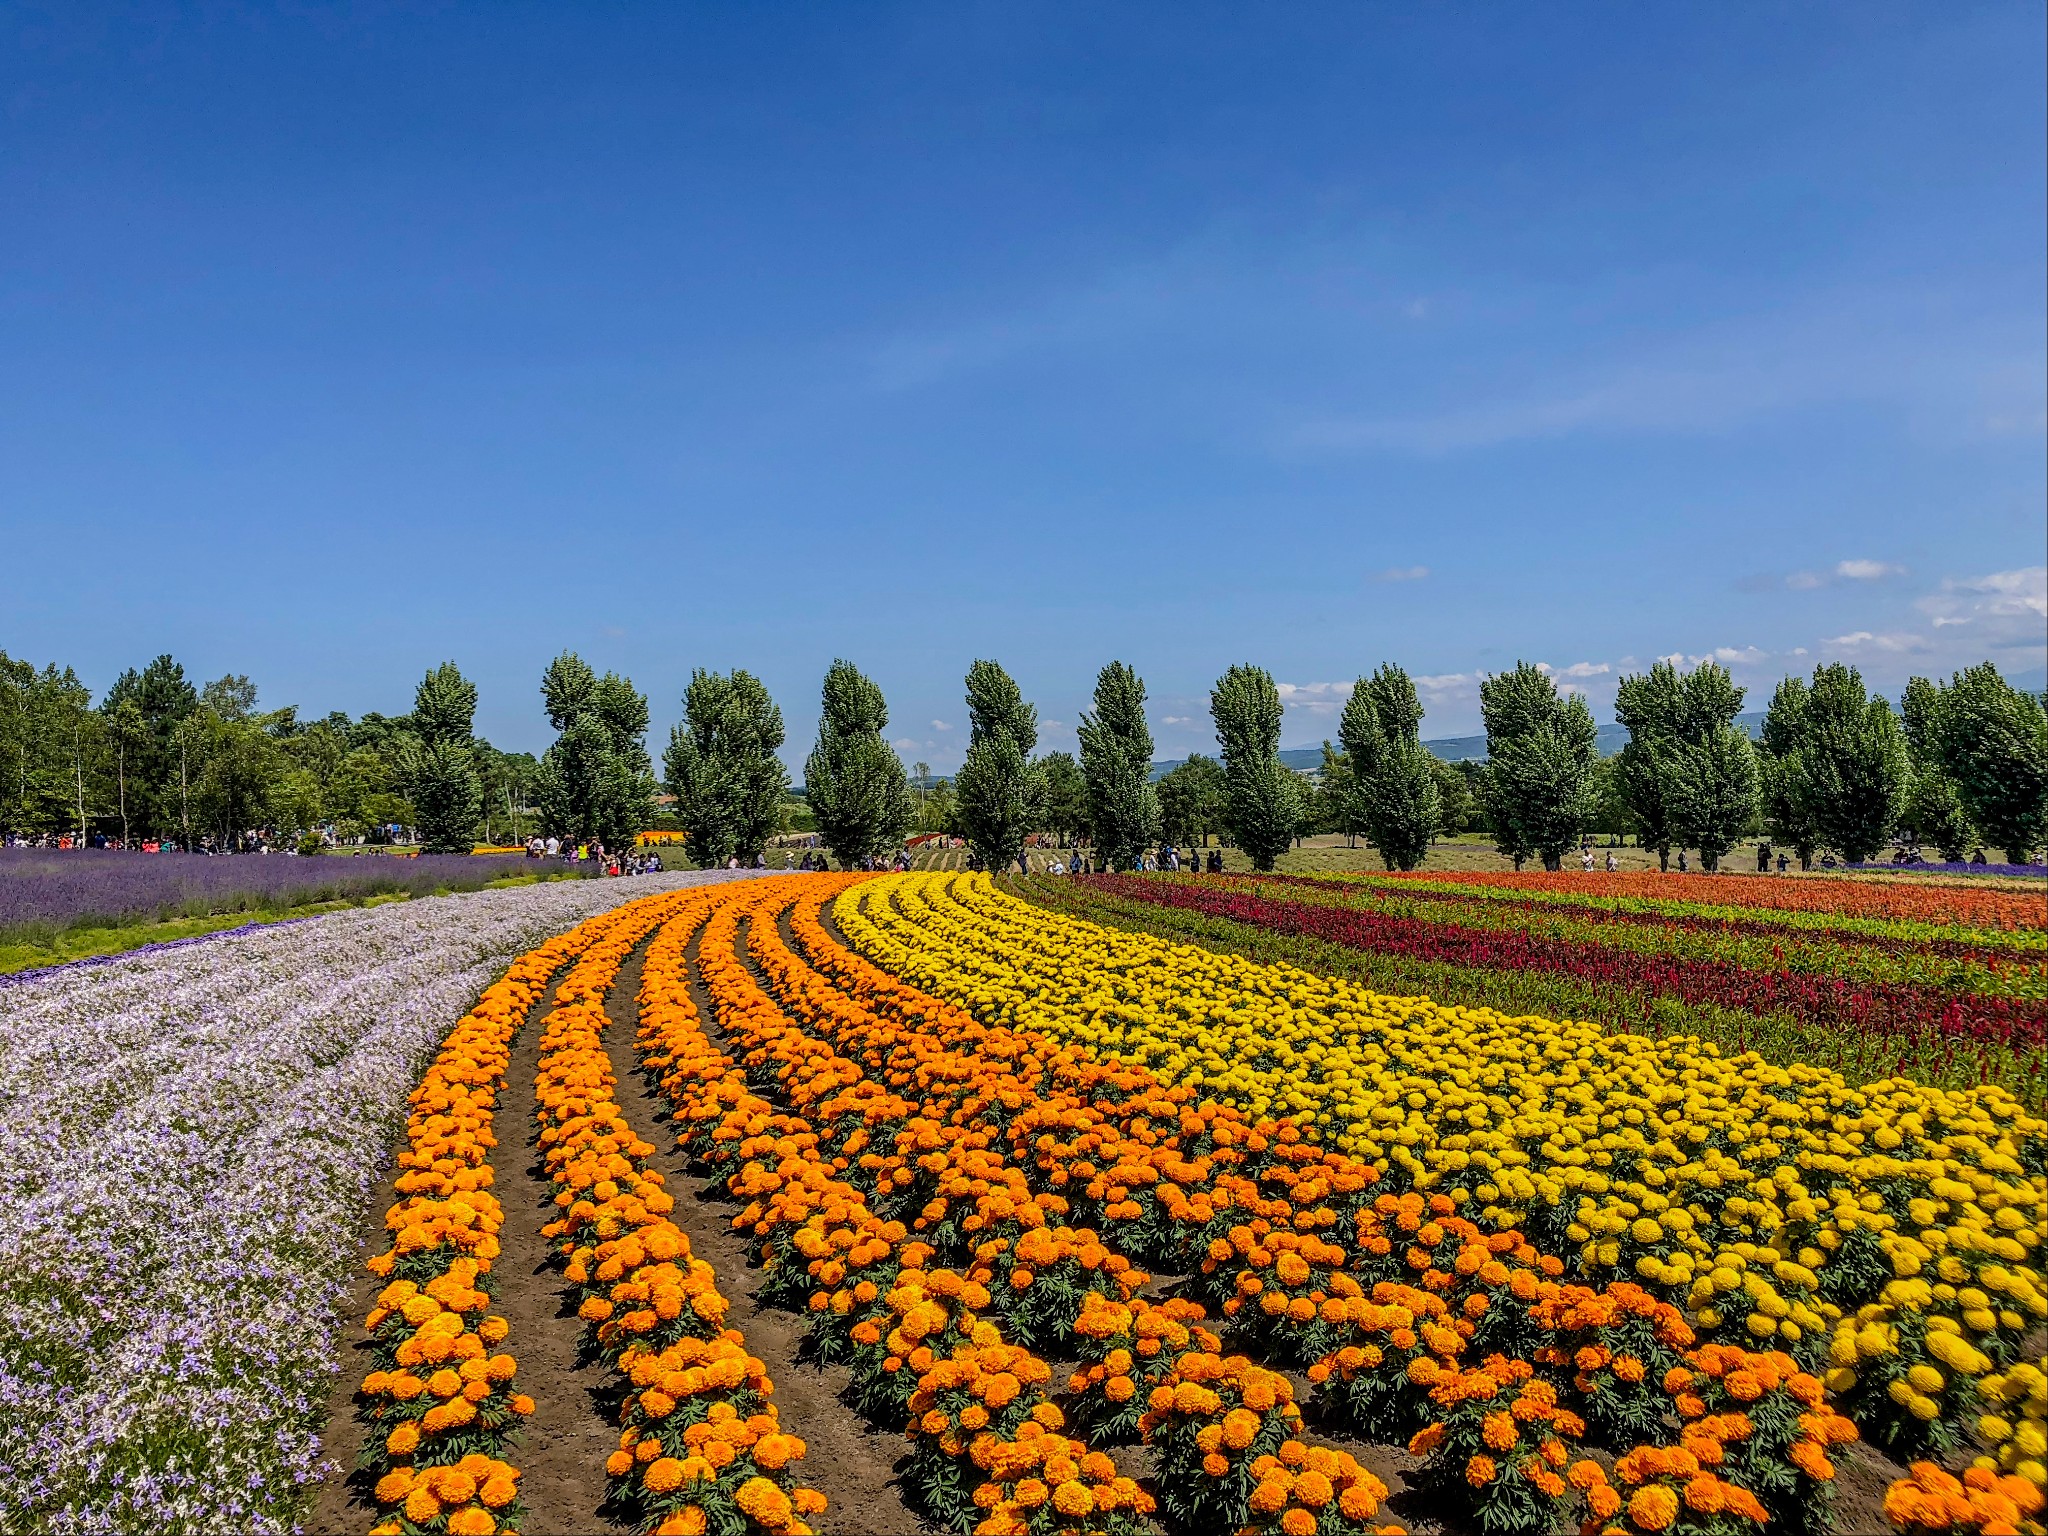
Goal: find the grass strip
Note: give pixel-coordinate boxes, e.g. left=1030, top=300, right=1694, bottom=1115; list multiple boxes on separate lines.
left=1003, top=874, right=2041, bottom=1108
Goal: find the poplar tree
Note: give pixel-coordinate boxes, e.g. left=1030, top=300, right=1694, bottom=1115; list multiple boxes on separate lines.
left=1157, top=754, right=1226, bottom=848
left=397, top=661, right=483, bottom=854
left=953, top=659, right=1040, bottom=874
left=537, top=652, right=657, bottom=850
left=1210, top=664, right=1298, bottom=871
left=804, top=659, right=914, bottom=867
left=1614, top=662, right=1684, bottom=869
left=1077, top=660, right=1161, bottom=870
left=1759, top=676, right=1821, bottom=869
left=1900, top=676, right=1973, bottom=862
left=1933, top=663, right=2048, bottom=864
left=1788, top=664, right=1907, bottom=866
left=1664, top=662, right=1759, bottom=872
left=663, top=669, right=788, bottom=867
left=1478, top=663, right=1597, bottom=872
left=1338, top=664, right=1439, bottom=870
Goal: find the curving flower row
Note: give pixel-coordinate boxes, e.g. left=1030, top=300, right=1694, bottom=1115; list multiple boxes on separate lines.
left=355, top=913, right=618, bottom=1535
left=1092, top=874, right=2046, bottom=1060
left=830, top=873, right=2048, bottom=1526
left=528, top=886, right=827, bottom=1536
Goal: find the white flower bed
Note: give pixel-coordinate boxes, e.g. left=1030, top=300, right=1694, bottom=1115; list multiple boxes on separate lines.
left=0, top=872, right=743, bottom=1534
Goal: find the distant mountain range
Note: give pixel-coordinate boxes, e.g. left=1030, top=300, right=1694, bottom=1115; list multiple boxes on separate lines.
left=1148, top=711, right=1772, bottom=778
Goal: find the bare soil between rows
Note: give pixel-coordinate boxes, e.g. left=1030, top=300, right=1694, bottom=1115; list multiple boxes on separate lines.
left=304, top=878, right=1909, bottom=1536
left=307, top=905, right=930, bottom=1536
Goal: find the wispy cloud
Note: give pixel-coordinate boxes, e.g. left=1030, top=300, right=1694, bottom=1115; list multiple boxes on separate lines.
left=1373, top=565, right=1430, bottom=583
left=1277, top=298, right=2043, bottom=457
left=931, top=719, right=953, bottom=731
left=1823, top=630, right=1931, bottom=656
left=1914, top=567, right=2048, bottom=643
left=1275, top=680, right=1354, bottom=714
left=1834, top=559, right=1905, bottom=581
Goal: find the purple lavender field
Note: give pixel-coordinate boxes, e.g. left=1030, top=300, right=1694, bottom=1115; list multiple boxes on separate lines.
left=0, top=847, right=563, bottom=940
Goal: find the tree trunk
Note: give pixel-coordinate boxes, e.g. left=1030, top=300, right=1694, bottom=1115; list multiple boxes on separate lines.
left=117, top=741, right=129, bottom=844
left=73, top=725, right=85, bottom=841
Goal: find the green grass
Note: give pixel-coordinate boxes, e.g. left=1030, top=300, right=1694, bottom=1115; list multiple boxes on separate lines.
left=1000, top=874, right=2041, bottom=1106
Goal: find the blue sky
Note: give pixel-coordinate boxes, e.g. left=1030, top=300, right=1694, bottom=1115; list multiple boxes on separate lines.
left=3, top=2, right=2042, bottom=769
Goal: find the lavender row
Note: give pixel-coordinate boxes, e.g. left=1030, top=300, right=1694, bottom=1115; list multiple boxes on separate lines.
left=0, top=846, right=557, bottom=940
left=0, top=870, right=743, bottom=1535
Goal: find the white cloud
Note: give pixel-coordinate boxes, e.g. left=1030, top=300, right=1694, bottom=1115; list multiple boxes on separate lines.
left=1373, top=565, right=1430, bottom=583
left=1835, top=559, right=1904, bottom=581
left=1915, top=567, right=2047, bottom=637
left=1415, top=672, right=1480, bottom=702
left=1538, top=661, right=1611, bottom=680
left=1823, top=630, right=1931, bottom=655
left=1275, top=681, right=1355, bottom=714
left=1161, top=715, right=1193, bottom=725
left=891, top=738, right=918, bottom=752
left=1785, top=571, right=1825, bottom=591
left=931, top=719, right=953, bottom=731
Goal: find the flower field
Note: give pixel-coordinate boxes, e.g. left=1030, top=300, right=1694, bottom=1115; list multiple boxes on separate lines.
left=1037, top=869, right=2047, bottom=1103
left=0, top=873, right=723, bottom=1534
left=6, top=868, right=2041, bottom=1535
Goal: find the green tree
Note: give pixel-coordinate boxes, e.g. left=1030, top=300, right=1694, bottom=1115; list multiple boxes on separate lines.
left=190, top=709, right=283, bottom=847
left=1789, top=664, right=1907, bottom=866
left=1613, top=661, right=1684, bottom=869
left=1157, top=754, right=1227, bottom=848
left=1077, top=661, right=1161, bottom=870
left=662, top=668, right=787, bottom=866
left=1900, top=676, right=1973, bottom=862
left=1210, top=664, right=1298, bottom=871
left=1315, top=741, right=1363, bottom=844
left=1036, top=751, right=1089, bottom=847
left=1933, top=663, right=2048, bottom=864
left=101, top=655, right=199, bottom=838
left=1338, top=665, right=1440, bottom=871
left=1478, top=663, right=1598, bottom=871
left=1588, top=755, right=1630, bottom=839
left=537, top=654, right=657, bottom=851
left=1430, top=756, right=1473, bottom=837
left=201, top=673, right=259, bottom=721
left=1758, top=676, right=1821, bottom=869
left=953, top=659, right=1041, bottom=874
left=103, top=698, right=148, bottom=844
left=804, top=659, right=915, bottom=867
left=1662, top=662, right=1759, bottom=872
left=395, top=662, right=484, bottom=854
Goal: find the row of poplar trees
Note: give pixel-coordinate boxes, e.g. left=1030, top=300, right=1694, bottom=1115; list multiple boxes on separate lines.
left=544, top=651, right=2047, bottom=875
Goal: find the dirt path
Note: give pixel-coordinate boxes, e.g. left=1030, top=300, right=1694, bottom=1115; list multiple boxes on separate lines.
left=654, top=912, right=930, bottom=1534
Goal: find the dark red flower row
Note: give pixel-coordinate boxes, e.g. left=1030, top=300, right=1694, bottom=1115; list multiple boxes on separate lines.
left=1091, top=875, right=2047, bottom=1055
left=1248, top=872, right=2034, bottom=967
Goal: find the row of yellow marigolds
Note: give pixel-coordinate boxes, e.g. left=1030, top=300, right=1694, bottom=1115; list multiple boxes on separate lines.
left=834, top=874, right=2047, bottom=1492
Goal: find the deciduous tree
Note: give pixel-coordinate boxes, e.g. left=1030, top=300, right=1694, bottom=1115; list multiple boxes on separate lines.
left=1338, top=665, right=1439, bottom=870
left=1900, top=676, right=1973, bottom=862
left=395, top=662, right=483, bottom=854
left=1077, top=660, right=1161, bottom=870
left=1788, top=664, right=1907, bottom=866
left=953, top=659, right=1041, bottom=874
left=1759, top=676, right=1821, bottom=869
left=804, top=659, right=914, bottom=867
left=1157, top=754, right=1226, bottom=849
left=663, top=668, right=786, bottom=866
left=1210, top=664, right=1298, bottom=871
left=1933, top=663, right=2048, bottom=864
left=1479, top=662, right=1597, bottom=872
